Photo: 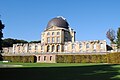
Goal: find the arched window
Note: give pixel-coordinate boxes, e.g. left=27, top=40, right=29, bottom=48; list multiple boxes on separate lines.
left=79, top=43, right=82, bottom=49
left=52, top=37, right=55, bottom=43
left=64, top=45, right=67, bottom=50
left=47, top=45, right=50, bottom=52
left=29, top=45, right=31, bottom=50
left=23, top=46, right=25, bottom=51
left=72, top=44, right=75, bottom=49
left=52, top=32, right=54, bottom=35
left=38, top=56, right=41, bottom=61
left=47, top=32, right=50, bottom=35
left=100, top=43, right=104, bottom=49
left=35, top=45, right=38, bottom=50
left=44, top=56, right=46, bottom=61
left=57, top=45, right=60, bottom=52
left=93, top=44, right=96, bottom=49
left=86, top=43, right=89, bottom=48
left=52, top=45, right=55, bottom=52
left=41, top=46, right=43, bottom=50
left=57, top=37, right=60, bottom=43
left=50, top=56, right=52, bottom=61
left=57, top=32, right=60, bottom=35
left=47, top=37, right=50, bottom=43
left=18, top=46, right=20, bottom=50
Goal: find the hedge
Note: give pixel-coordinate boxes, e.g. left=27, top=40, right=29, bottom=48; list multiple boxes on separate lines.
left=2, top=52, right=120, bottom=64
left=107, top=52, right=120, bottom=64
left=56, top=54, right=107, bottom=63
left=3, top=55, right=37, bottom=63
left=56, top=53, right=120, bottom=64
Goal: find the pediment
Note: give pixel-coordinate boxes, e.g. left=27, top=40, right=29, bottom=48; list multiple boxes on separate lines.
left=45, top=26, right=63, bottom=31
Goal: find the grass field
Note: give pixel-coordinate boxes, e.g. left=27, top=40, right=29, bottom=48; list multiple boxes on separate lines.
left=0, top=62, right=120, bottom=80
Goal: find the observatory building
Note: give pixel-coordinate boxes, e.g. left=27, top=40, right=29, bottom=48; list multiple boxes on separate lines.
left=12, top=16, right=107, bottom=54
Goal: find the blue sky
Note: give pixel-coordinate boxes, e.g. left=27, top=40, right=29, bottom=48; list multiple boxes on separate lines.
left=0, top=0, right=120, bottom=44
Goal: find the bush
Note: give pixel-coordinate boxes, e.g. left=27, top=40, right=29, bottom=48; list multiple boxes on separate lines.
left=56, top=53, right=120, bottom=64
left=2, top=52, right=120, bottom=64
left=107, top=52, right=120, bottom=64
left=56, top=54, right=107, bottom=63
left=3, top=55, right=37, bottom=63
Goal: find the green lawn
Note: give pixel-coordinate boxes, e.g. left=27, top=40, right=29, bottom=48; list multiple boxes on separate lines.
left=0, top=62, right=103, bottom=67
left=0, top=62, right=120, bottom=80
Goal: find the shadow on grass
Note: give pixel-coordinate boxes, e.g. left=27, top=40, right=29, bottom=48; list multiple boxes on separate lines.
left=0, top=64, right=120, bottom=80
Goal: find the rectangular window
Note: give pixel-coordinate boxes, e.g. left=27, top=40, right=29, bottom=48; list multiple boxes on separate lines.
left=35, top=45, right=38, bottom=50
left=57, top=37, right=60, bottom=43
left=41, top=46, right=43, bottom=50
left=52, top=32, right=54, bottom=35
left=93, top=44, right=96, bottom=49
left=47, top=37, right=50, bottom=43
left=50, top=56, right=52, bottom=61
left=86, top=43, right=89, bottom=48
left=38, top=56, right=41, bottom=61
left=65, top=45, right=67, bottom=50
left=18, top=46, right=20, bottom=50
left=57, top=32, right=60, bottom=35
left=47, top=32, right=50, bottom=35
left=22, top=46, right=24, bottom=51
left=52, top=37, right=55, bottom=43
left=72, top=44, right=74, bottom=49
left=29, top=46, right=31, bottom=50
left=100, top=43, right=104, bottom=49
left=42, top=39, right=44, bottom=42
left=44, top=56, right=46, bottom=61
left=79, top=43, right=82, bottom=49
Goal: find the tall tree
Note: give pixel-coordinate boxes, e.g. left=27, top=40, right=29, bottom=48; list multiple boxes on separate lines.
left=106, top=28, right=116, bottom=44
left=0, top=20, right=5, bottom=53
left=116, top=27, right=120, bottom=49
left=29, top=40, right=41, bottom=43
left=2, top=38, right=28, bottom=47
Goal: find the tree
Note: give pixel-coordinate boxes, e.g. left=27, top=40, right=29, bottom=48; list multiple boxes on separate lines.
left=106, top=28, right=116, bottom=44
left=29, top=40, right=41, bottom=43
left=116, top=27, right=120, bottom=49
left=0, top=20, right=5, bottom=53
left=2, top=38, right=28, bottom=47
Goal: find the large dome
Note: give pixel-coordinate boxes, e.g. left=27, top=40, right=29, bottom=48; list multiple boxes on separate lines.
left=46, top=16, right=69, bottom=29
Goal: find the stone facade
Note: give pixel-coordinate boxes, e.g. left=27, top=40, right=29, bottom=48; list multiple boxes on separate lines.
left=11, top=40, right=107, bottom=54
left=3, top=47, right=13, bottom=54
left=36, top=54, right=56, bottom=63
left=64, top=40, right=107, bottom=53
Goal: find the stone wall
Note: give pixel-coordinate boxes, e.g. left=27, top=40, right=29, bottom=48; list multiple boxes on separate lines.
left=36, top=54, right=56, bottom=63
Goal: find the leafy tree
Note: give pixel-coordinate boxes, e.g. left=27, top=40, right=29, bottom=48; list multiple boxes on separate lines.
left=2, top=38, right=41, bottom=47
left=116, top=27, right=120, bottom=49
left=29, top=40, right=41, bottom=43
left=0, top=20, right=5, bottom=53
left=106, top=28, right=116, bottom=44
left=2, top=38, right=28, bottom=47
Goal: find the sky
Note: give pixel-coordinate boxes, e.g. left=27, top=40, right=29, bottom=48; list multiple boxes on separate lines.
left=0, top=0, right=120, bottom=44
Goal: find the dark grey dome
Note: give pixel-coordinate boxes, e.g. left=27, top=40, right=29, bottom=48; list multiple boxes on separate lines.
left=46, top=16, right=69, bottom=29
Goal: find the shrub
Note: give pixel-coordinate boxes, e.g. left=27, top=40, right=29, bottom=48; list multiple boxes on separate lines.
left=56, top=54, right=107, bottom=63
left=107, top=52, right=120, bottom=64
left=3, top=55, right=37, bottom=63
